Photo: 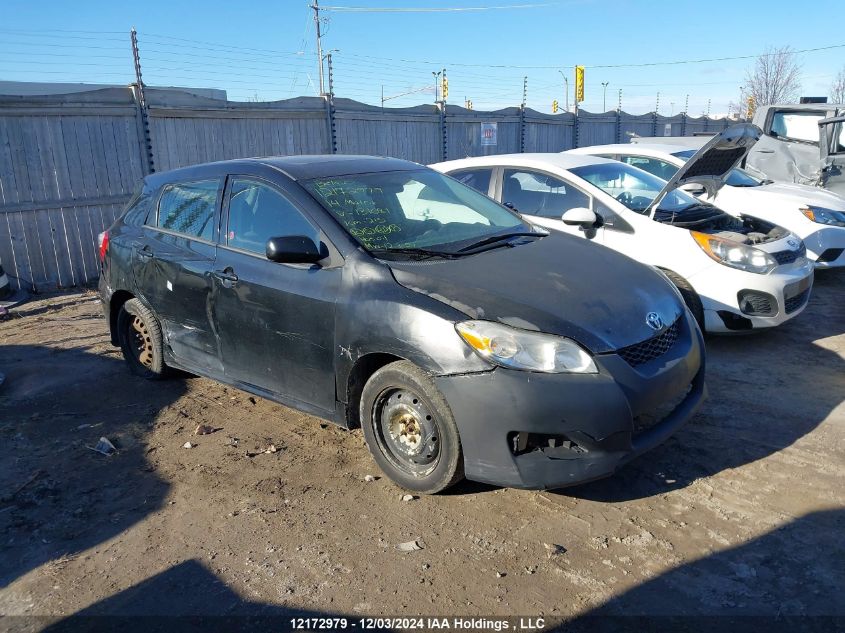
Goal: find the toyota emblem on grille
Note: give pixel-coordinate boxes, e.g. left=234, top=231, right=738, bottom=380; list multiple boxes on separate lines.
left=787, top=238, right=799, bottom=249
left=646, top=312, right=664, bottom=330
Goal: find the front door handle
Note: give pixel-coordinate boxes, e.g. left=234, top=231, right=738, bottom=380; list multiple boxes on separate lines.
left=213, top=269, right=239, bottom=284
left=755, top=149, right=775, bottom=154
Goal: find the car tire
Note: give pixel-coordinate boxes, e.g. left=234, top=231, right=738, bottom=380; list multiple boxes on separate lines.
left=360, top=360, right=464, bottom=494
left=662, top=269, right=705, bottom=331
left=117, top=298, right=168, bottom=380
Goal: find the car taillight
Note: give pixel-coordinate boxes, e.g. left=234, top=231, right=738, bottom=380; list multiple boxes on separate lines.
left=98, top=231, right=109, bottom=263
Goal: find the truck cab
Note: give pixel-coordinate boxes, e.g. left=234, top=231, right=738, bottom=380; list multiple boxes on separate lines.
left=748, top=103, right=845, bottom=196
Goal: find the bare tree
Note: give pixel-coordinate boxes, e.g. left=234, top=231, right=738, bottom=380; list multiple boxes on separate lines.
left=745, top=46, right=802, bottom=106
left=832, top=66, right=845, bottom=103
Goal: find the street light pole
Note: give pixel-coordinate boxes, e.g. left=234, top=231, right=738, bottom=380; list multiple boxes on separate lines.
left=432, top=70, right=441, bottom=104
left=601, top=82, right=609, bottom=112
left=559, top=70, right=569, bottom=112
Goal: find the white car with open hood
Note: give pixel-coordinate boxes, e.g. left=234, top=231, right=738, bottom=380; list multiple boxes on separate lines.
left=431, top=125, right=814, bottom=334
left=569, top=134, right=845, bottom=269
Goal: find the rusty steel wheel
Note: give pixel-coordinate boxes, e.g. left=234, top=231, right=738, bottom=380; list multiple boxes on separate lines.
left=360, top=360, right=464, bottom=494
left=118, top=298, right=167, bottom=379
left=130, top=314, right=154, bottom=368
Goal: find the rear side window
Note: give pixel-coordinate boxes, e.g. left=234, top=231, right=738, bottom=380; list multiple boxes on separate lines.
left=450, top=169, right=492, bottom=195
left=226, top=178, right=318, bottom=255
left=122, top=187, right=152, bottom=226
left=502, top=169, right=591, bottom=218
left=157, top=180, right=220, bottom=240
left=769, top=111, right=823, bottom=144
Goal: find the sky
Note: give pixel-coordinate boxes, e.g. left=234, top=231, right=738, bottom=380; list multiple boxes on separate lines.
left=0, top=0, right=843, bottom=115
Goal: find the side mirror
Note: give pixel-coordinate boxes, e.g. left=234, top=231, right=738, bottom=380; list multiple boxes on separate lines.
left=266, top=235, right=323, bottom=264
left=680, top=182, right=706, bottom=195
left=562, top=207, right=600, bottom=228
left=504, top=201, right=519, bottom=211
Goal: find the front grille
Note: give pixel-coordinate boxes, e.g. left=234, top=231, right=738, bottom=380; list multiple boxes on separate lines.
left=617, top=317, right=681, bottom=368
left=785, top=287, right=810, bottom=314
left=771, top=242, right=806, bottom=265
left=738, top=290, right=777, bottom=316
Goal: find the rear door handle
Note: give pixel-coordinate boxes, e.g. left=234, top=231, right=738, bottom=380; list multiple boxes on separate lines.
left=755, top=149, right=775, bottom=154
left=213, top=269, right=239, bottom=284
left=135, top=244, right=154, bottom=259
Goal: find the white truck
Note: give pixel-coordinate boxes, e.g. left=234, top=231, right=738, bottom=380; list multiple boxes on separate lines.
left=746, top=103, right=845, bottom=197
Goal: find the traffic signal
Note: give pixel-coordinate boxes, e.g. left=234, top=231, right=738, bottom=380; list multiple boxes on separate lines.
left=575, top=65, right=585, bottom=103
left=746, top=95, right=755, bottom=119
left=466, top=99, right=473, bottom=110
left=552, top=100, right=559, bottom=113
left=441, top=76, right=449, bottom=100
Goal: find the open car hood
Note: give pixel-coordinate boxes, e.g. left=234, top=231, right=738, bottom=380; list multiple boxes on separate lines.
left=649, top=123, right=761, bottom=215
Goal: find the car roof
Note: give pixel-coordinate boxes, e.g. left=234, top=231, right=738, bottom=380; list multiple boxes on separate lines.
left=145, top=155, right=423, bottom=186
left=566, top=144, right=693, bottom=156
left=432, top=152, right=618, bottom=172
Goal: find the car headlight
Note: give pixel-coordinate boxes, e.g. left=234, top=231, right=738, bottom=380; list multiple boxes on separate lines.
left=690, top=230, right=777, bottom=274
left=800, top=205, right=845, bottom=227
left=455, top=320, right=597, bottom=374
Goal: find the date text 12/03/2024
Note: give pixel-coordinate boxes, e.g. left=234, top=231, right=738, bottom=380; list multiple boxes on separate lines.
left=290, top=617, right=547, bottom=630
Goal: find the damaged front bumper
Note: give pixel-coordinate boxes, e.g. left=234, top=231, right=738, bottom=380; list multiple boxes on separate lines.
left=434, top=311, right=705, bottom=490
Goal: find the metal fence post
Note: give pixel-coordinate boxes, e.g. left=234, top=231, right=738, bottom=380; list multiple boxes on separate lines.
left=325, top=52, right=337, bottom=154
left=440, top=102, right=447, bottom=161
left=681, top=112, right=687, bottom=137
left=519, top=105, right=526, bottom=153
left=130, top=28, right=154, bottom=174
left=615, top=110, right=621, bottom=143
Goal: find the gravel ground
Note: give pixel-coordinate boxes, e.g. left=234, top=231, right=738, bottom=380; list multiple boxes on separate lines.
left=0, top=272, right=843, bottom=630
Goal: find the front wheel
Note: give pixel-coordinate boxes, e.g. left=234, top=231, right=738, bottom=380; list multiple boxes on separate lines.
left=662, top=269, right=705, bottom=332
left=360, top=361, right=464, bottom=494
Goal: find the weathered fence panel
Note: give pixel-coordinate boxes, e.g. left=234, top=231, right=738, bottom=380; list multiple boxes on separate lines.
left=334, top=101, right=440, bottom=164
left=0, top=87, right=739, bottom=291
left=0, top=88, right=143, bottom=291
left=446, top=106, right=523, bottom=159
left=146, top=92, right=329, bottom=171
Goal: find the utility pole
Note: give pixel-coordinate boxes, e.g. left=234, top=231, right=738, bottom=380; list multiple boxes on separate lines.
left=617, top=88, right=622, bottom=112
left=684, top=94, right=689, bottom=114
left=601, top=81, right=609, bottom=112
left=655, top=91, right=660, bottom=115
left=706, top=99, right=711, bottom=117
left=522, top=75, right=528, bottom=108
left=558, top=70, right=569, bottom=112
left=312, top=0, right=324, bottom=95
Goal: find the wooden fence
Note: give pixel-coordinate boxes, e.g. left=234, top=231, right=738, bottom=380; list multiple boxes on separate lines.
left=0, top=86, right=736, bottom=291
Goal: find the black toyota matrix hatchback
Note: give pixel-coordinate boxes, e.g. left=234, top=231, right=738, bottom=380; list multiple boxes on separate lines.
left=98, top=155, right=705, bottom=493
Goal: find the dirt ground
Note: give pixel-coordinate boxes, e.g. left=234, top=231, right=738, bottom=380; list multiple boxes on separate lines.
left=0, top=272, right=843, bottom=630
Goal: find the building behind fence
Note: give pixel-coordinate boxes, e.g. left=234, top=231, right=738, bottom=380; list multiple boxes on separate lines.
left=0, top=86, right=737, bottom=291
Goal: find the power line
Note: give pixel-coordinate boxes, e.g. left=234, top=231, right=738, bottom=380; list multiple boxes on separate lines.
left=341, top=42, right=845, bottom=70
left=319, top=2, right=560, bottom=11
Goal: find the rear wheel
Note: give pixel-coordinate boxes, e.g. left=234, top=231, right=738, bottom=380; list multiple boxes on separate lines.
left=662, top=269, right=705, bottom=331
left=360, top=361, right=464, bottom=494
left=117, top=298, right=167, bottom=379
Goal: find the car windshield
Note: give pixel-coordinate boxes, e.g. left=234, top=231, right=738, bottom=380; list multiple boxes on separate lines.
left=569, top=161, right=700, bottom=215
left=671, top=150, right=761, bottom=187
left=303, top=169, right=528, bottom=255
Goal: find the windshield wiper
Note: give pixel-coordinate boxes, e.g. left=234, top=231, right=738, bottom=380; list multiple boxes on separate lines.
left=370, top=247, right=464, bottom=260
left=456, top=231, right=546, bottom=253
